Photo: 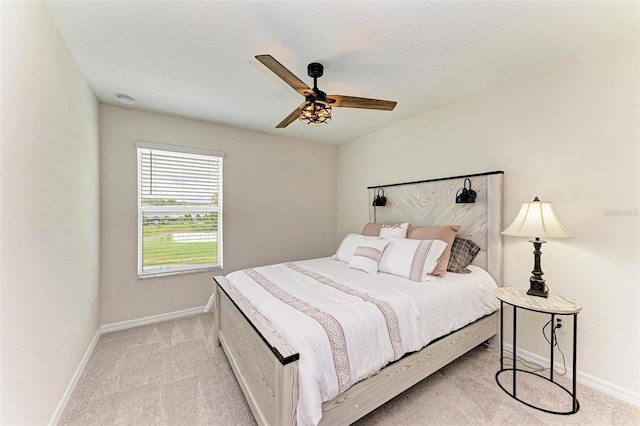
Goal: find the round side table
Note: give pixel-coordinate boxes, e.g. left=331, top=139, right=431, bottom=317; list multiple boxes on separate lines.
left=495, top=287, right=582, bottom=414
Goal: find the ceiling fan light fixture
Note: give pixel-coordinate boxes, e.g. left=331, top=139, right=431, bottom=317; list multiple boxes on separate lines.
left=299, top=100, right=331, bottom=126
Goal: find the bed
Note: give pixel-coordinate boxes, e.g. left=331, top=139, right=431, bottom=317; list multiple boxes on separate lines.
left=212, top=171, right=504, bottom=426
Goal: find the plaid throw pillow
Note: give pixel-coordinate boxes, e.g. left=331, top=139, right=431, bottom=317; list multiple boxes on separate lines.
left=447, top=238, right=481, bottom=273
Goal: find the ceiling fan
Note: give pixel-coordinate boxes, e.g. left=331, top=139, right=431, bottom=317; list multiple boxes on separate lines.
left=255, top=54, right=397, bottom=128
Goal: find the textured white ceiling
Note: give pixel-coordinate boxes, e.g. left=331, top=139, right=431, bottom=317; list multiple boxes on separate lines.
left=45, top=1, right=639, bottom=145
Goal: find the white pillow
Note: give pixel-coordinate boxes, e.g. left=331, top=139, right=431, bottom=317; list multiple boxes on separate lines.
left=334, top=233, right=379, bottom=263
left=379, top=223, right=409, bottom=239
left=348, top=239, right=390, bottom=274
left=378, top=237, right=448, bottom=281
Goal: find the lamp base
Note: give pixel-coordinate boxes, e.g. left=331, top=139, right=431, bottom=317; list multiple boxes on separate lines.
left=527, top=279, right=548, bottom=298
left=526, top=238, right=548, bottom=298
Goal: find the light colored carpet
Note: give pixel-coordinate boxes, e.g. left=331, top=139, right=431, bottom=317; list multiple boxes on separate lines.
left=59, top=313, right=639, bottom=425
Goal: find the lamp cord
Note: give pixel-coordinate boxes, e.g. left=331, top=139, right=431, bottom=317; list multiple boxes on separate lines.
left=543, top=319, right=568, bottom=376
left=498, top=320, right=568, bottom=376
left=500, top=350, right=546, bottom=373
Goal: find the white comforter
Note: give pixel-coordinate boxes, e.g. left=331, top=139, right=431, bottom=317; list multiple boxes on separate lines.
left=221, top=257, right=499, bottom=426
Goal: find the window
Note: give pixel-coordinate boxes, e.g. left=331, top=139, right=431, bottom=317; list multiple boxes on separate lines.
left=136, top=141, right=223, bottom=278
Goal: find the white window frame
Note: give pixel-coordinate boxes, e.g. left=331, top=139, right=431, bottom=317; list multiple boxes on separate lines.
left=136, top=141, right=223, bottom=278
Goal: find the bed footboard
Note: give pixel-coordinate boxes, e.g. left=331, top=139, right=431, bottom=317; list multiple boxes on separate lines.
left=319, top=311, right=498, bottom=425
left=214, top=276, right=299, bottom=426
left=214, top=274, right=497, bottom=426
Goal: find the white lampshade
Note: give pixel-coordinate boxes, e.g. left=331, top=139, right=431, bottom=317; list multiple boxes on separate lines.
left=502, top=198, right=573, bottom=239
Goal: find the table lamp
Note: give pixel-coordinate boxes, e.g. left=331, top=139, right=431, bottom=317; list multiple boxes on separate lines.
left=502, top=197, right=573, bottom=297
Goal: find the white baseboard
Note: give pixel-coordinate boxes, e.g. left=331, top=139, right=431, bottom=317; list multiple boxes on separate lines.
left=100, top=305, right=206, bottom=334
left=50, top=306, right=207, bottom=425
left=503, top=343, right=639, bottom=407
left=49, top=328, right=101, bottom=426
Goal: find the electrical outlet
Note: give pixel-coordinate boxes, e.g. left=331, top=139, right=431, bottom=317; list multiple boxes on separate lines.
left=555, top=317, right=567, bottom=334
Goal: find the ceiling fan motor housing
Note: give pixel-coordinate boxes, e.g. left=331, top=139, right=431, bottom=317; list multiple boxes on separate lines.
left=306, top=62, right=327, bottom=101
left=307, top=62, right=324, bottom=78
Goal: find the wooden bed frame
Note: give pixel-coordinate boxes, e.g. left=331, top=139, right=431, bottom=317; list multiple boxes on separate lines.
left=213, top=171, right=503, bottom=426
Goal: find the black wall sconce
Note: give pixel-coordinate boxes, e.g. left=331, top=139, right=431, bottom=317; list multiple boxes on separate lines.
left=373, top=188, right=387, bottom=206
left=456, top=178, right=476, bottom=203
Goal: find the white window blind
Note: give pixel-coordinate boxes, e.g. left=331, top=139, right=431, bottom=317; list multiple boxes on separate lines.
left=136, top=142, right=223, bottom=278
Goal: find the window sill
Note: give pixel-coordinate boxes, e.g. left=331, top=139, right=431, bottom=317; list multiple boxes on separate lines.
left=138, top=265, right=223, bottom=280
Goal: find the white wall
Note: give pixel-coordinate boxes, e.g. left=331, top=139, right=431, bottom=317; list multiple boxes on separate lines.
left=99, top=105, right=337, bottom=324
left=337, top=35, right=639, bottom=402
left=0, top=2, right=100, bottom=424
left=1, top=3, right=635, bottom=422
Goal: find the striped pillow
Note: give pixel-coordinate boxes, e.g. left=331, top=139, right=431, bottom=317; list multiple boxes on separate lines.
left=379, top=237, right=448, bottom=282
left=334, top=233, right=379, bottom=263
left=348, top=239, right=390, bottom=274
left=406, top=225, right=461, bottom=277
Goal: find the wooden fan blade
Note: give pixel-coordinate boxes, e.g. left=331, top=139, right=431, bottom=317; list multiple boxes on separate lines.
left=326, top=95, right=397, bottom=111
left=256, top=55, right=316, bottom=97
left=276, top=107, right=301, bottom=128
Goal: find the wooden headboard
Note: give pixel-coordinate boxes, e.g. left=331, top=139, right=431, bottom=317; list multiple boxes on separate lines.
left=368, top=171, right=503, bottom=286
